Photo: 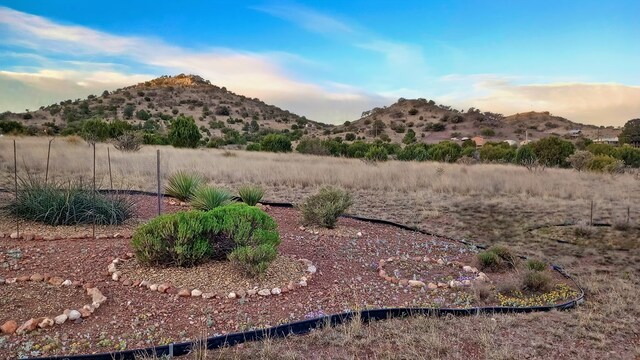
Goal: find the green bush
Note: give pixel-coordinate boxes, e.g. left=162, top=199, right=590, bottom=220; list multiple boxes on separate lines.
left=246, top=143, right=261, bottom=151
left=165, top=171, right=204, bottom=201
left=525, top=259, right=547, bottom=271
left=238, top=184, right=264, bottom=206
left=5, top=178, right=132, bottom=226
left=397, top=143, right=429, bottom=161
left=587, top=155, right=624, bottom=173
left=300, top=186, right=352, bottom=228
left=132, top=204, right=280, bottom=272
left=229, top=244, right=277, bottom=276
left=521, top=270, right=551, bottom=292
left=531, top=137, right=575, bottom=167
left=567, top=150, right=594, bottom=171
left=427, top=141, right=462, bottom=162
left=261, top=134, right=292, bottom=152
left=477, top=251, right=501, bottom=271
left=365, top=145, right=388, bottom=161
left=191, top=186, right=234, bottom=210
left=168, top=115, right=201, bottom=148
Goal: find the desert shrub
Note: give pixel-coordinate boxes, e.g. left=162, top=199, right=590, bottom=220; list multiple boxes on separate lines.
left=113, top=132, right=142, bottom=152
left=246, top=143, right=261, bottom=151
left=525, top=259, right=547, bottom=271
left=165, top=171, right=204, bottom=201
left=397, top=143, right=429, bottom=161
left=487, top=245, right=517, bottom=267
left=408, top=108, right=419, bottom=115
left=477, top=251, right=501, bottom=271
left=573, top=225, right=593, bottom=238
left=612, top=221, right=630, bottom=231
left=480, top=128, right=495, bottom=137
left=296, top=138, right=331, bottom=156
left=521, top=270, right=551, bottom=292
left=260, top=134, right=292, bottom=152
left=567, top=150, right=594, bottom=171
left=5, top=178, right=132, bottom=226
left=300, top=186, right=352, bottom=228
left=345, top=132, right=356, bottom=141
left=132, top=204, right=279, bottom=271
left=168, top=115, right=201, bottom=148
left=427, top=141, right=461, bottom=162
left=0, top=120, right=26, bottom=135
left=228, top=244, right=277, bottom=276
left=616, top=145, right=640, bottom=167
left=587, top=155, right=624, bottom=173
left=479, top=143, right=515, bottom=163
left=238, top=184, right=264, bottom=206
left=190, top=186, right=234, bottom=210
left=531, top=137, right=575, bottom=167
left=365, top=145, right=388, bottom=162
left=515, top=144, right=536, bottom=165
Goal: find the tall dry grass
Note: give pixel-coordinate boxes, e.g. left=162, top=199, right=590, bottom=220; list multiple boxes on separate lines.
left=0, top=137, right=637, bottom=205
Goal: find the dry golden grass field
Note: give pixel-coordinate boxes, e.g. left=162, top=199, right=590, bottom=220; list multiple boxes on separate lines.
left=1, top=136, right=639, bottom=359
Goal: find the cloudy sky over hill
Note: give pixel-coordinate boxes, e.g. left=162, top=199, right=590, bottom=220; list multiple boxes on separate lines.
left=0, top=1, right=638, bottom=125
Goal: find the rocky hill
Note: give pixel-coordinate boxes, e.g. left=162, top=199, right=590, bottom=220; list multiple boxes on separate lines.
left=0, top=74, right=331, bottom=139
left=328, top=98, right=620, bottom=143
left=0, top=75, right=620, bottom=145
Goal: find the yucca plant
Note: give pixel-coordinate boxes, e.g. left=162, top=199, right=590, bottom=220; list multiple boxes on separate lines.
left=165, top=171, right=204, bottom=201
left=238, top=184, right=264, bottom=206
left=190, top=186, right=234, bottom=210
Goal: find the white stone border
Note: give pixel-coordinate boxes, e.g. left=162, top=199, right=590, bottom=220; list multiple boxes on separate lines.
left=377, top=255, right=490, bottom=289
left=107, top=254, right=317, bottom=299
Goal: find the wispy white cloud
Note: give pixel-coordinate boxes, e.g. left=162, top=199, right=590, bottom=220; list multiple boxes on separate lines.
left=252, top=3, right=356, bottom=36
left=0, top=6, right=386, bottom=122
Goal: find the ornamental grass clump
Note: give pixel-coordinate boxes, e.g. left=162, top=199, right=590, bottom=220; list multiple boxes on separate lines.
left=477, top=251, right=501, bottom=271
left=299, top=186, right=352, bottom=228
left=190, top=186, right=234, bottom=210
left=165, top=171, right=204, bottom=201
left=521, top=270, right=552, bottom=292
left=525, top=259, right=547, bottom=271
left=238, top=184, right=264, bottom=206
left=131, top=203, right=280, bottom=276
left=5, top=178, right=132, bottom=226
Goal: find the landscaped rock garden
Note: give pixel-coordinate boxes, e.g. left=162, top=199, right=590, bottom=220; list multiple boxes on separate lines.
left=0, top=180, right=581, bottom=358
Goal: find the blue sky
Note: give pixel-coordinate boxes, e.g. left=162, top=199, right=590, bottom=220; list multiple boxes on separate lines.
left=0, top=0, right=639, bottom=125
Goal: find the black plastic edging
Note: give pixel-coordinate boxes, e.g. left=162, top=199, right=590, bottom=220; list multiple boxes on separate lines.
left=1, top=190, right=584, bottom=360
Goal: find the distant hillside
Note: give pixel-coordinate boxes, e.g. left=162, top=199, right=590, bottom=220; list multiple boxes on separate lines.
left=326, top=98, right=620, bottom=143
left=0, top=75, right=620, bottom=145
left=0, top=74, right=330, bottom=139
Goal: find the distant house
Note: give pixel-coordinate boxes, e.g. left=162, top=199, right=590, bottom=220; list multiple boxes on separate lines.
left=503, top=140, right=517, bottom=146
left=461, top=137, right=470, bottom=141
left=450, top=137, right=460, bottom=141
left=568, top=129, right=582, bottom=137
left=593, top=137, right=619, bottom=145
left=471, top=136, right=485, bottom=147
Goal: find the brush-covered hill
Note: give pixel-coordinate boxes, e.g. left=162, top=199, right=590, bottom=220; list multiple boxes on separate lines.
left=328, top=98, right=620, bottom=144
left=0, top=74, right=331, bottom=140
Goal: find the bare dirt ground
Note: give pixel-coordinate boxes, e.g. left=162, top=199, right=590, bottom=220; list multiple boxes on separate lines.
left=0, top=139, right=638, bottom=359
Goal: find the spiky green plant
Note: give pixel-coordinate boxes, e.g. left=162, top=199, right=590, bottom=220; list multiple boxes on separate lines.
left=238, top=184, right=264, bottom=206
left=525, top=259, right=547, bottom=271
left=190, top=186, right=234, bottom=210
left=5, top=178, right=132, bottom=226
left=165, top=171, right=204, bottom=201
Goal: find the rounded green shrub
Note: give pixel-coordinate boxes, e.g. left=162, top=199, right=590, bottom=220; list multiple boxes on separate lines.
left=131, top=204, right=280, bottom=274
left=190, top=186, right=234, bottom=210
left=165, top=171, right=204, bottom=201
left=300, top=186, right=352, bottom=228
left=238, top=184, right=264, bottom=206
left=487, top=245, right=516, bottom=267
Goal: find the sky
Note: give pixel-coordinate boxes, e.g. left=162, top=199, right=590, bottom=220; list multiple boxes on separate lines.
left=0, top=1, right=639, bottom=126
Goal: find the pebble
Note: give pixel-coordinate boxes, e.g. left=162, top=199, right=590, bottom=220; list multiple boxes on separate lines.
left=258, top=289, right=271, bottom=296
left=178, top=288, right=191, bottom=297
left=1, top=320, right=17, bottom=334
left=112, top=272, right=121, bottom=281
left=408, top=280, right=426, bottom=288
left=54, top=314, right=67, bottom=325
left=38, top=318, right=54, bottom=328
left=10, top=232, right=19, bottom=239
left=191, top=289, right=202, bottom=297
left=236, top=289, right=246, bottom=298
left=228, top=292, right=237, bottom=299
left=307, top=265, right=317, bottom=274
left=157, top=284, right=170, bottom=293
left=16, top=318, right=38, bottom=334
left=271, top=287, right=281, bottom=295
left=299, top=281, right=308, bottom=287
left=65, top=310, right=81, bottom=321
left=62, top=279, right=72, bottom=286
left=202, top=292, right=215, bottom=299
left=139, top=280, right=150, bottom=287
left=427, top=282, right=438, bottom=290
left=247, top=289, right=257, bottom=296
left=48, top=277, right=64, bottom=286
left=30, top=273, right=44, bottom=282
left=149, top=284, right=159, bottom=291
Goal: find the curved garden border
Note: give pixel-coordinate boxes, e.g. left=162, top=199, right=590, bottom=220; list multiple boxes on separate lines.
left=0, top=190, right=585, bottom=360
left=107, top=255, right=317, bottom=299
left=0, top=275, right=106, bottom=336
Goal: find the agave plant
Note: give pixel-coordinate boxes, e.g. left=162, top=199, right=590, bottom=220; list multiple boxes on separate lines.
left=237, top=184, right=264, bottom=206
left=190, top=186, right=234, bottom=210
left=165, top=171, right=204, bottom=201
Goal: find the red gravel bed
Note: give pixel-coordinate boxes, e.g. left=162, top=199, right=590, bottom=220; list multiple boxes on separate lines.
left=0, top=194, right=580, bottom=358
